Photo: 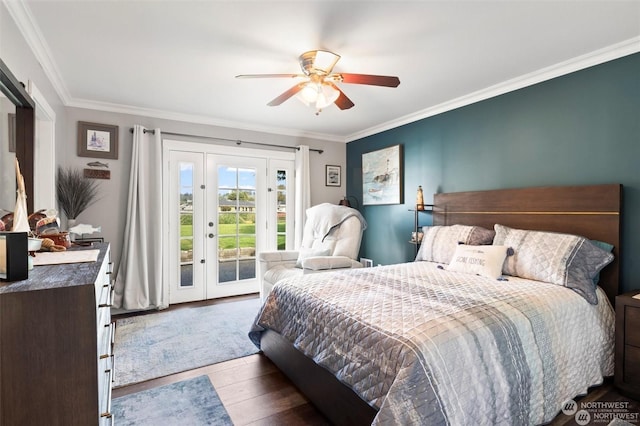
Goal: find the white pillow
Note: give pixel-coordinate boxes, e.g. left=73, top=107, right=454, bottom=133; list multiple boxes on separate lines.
left=295, top=248, right=330, bottom=268
left=447, top=245, right=510, bottom=279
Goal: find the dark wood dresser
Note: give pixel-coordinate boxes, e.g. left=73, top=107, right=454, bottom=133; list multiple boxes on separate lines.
left=0, top=243, right=113, bottom=425
left=615, top=291, right=640, bottom=400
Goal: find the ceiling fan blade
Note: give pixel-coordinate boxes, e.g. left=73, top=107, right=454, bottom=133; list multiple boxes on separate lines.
left=267, top=83, right=305, bottom=106
left=326, top=82, right=355, bottom=110
left=338, top=73, right=400, bottom=87
left=235, top=74, right=304, bottom=79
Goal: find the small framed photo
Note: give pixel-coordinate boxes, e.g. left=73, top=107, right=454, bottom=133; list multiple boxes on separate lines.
left=77, top=121, right=119, bottom=159
left=325, top=165, right=341, bottom=187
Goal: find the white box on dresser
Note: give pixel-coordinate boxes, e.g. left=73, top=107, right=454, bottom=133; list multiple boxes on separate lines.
left=0, top=243, right=113, bottom=426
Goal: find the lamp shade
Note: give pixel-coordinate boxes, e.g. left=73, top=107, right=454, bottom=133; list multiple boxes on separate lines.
left=338, top=197, right=351, bottom=207
left=297, top=82, right=340, bottom=110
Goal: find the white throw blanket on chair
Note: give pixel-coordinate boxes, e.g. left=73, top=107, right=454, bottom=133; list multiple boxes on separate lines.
left=306, top=203, right=367, bottom=242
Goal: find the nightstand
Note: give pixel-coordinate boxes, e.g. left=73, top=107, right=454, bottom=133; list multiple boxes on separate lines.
left=409, top=206, right=433, bottom=256
left=615, top=291, right=640, bottom=400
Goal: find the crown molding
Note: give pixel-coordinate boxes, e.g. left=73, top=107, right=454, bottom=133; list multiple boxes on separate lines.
left=4, top=0, right=72, bottom=104
left=7, top=0, right=637, bottom=144
left=68, top=97, right=347, bottom=143
left=347, top=36, right=640, bottom=142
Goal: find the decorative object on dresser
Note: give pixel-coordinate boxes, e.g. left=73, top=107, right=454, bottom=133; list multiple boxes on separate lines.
left=0, top=232, right=28, bottom=281
left=56, top=166, right=100, bottom=227
left=0, top=244, right=113, bottom=425
left=615, top=291, right=640, bottom=400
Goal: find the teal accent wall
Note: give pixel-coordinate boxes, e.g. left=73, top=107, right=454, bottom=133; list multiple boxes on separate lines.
left=346, top=52, right=640, bottom=292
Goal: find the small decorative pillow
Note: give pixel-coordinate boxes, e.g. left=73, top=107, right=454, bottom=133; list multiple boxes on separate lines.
left=590, top=240, right=614, bottom=285
left=415, top=224, right=495, bottom=264
left=493, top=224, right=614, bottom=304
left=448, top=245, right=510, bottom=279
left=295, top=248, right=330, bottom=268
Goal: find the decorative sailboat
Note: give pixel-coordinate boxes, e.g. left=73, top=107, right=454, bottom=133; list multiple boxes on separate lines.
left=12, top=158, right=30, bottom=233
left=13, top=159, right=42, bottom=254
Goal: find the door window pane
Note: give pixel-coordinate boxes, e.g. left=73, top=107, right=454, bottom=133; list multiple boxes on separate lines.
left=276, top=169, right=287, bottom=250
left=217, top=166, right=256, bottom=283
left=179, top=162, right=194, bottom=288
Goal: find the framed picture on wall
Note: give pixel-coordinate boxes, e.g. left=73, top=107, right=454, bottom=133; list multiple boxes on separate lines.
left=77, top=121, right=119, bottom=159
left=362, top=144, right=403, bottom=205
left=325, top=165, right=341, bottom=187
left=8, top=113, right=16, bottom=152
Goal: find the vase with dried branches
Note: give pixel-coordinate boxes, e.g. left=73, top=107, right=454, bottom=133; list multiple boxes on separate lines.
left=56, top=167, right=100, bottom=227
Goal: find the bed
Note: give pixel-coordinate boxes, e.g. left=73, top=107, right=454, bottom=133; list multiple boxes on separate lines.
left=249, top=184, right=622, bottom=425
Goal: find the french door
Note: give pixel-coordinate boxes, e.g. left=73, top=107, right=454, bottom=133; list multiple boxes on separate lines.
left=165, top=142, right=294, bottom=304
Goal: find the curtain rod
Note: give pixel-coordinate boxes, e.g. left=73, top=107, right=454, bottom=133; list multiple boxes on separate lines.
left=129, top=128, right=323, bottom=154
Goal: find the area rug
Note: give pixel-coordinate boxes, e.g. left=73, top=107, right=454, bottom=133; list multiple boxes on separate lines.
left=114, top=297, right=261, bottom=387
left=112, top=375, right=233, bottom=426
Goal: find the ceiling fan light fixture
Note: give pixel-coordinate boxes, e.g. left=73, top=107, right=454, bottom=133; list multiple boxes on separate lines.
left=316, top=83, right=340, bottom=108
left=239, top=49, right=398, bottom=112
left=298, top=82, right=319, bottom=105
left=296, top=82, right=339, bottom=111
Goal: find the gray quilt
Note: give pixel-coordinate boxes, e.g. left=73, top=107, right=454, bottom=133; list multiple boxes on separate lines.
left=249, top=262, right=614, bottom=425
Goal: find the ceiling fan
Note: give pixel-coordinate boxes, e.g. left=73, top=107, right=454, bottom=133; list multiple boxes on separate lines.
left=236, top=50, right=400, bottom=114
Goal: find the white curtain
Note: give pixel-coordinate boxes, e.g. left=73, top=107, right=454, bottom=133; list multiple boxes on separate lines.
left=113, top=125, right=166, bottom=310
left=294, top=145, right=311, bottom=248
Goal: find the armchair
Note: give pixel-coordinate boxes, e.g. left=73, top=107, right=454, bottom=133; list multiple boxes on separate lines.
left=259, top=203, right=367, bottom=301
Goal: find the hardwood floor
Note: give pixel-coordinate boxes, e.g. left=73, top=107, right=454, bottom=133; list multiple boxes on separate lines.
left=113, top=351, right=639, bottom=425
left=113, top=353, right=329, bottom=425
left=113, top=297, right=639, bottom=425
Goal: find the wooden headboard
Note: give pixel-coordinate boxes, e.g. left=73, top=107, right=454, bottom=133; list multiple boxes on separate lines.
left=433, top=184, right=622, bottom=305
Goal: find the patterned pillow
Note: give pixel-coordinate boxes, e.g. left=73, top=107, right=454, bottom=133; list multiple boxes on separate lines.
left=493, top=224, right=614, bottom=304
left=415, top=225, right=495, bottom=264
left=447, top=245, right=510, bottom=279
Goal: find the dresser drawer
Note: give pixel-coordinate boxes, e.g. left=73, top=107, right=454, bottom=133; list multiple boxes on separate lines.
left=99, top=358, right=113, bottom=425
left=625, top=305, right=640, bottom=347
left=98, top=321, right=115, bottom=359
left=94, top=255, right=111, bottom=302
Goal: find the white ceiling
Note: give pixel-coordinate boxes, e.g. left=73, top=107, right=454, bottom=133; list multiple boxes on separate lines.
left=8, top=1, right=640, bottom=142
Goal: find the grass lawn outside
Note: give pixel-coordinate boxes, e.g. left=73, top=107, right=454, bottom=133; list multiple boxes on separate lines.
left=179, top=220, right=287, bottom=251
